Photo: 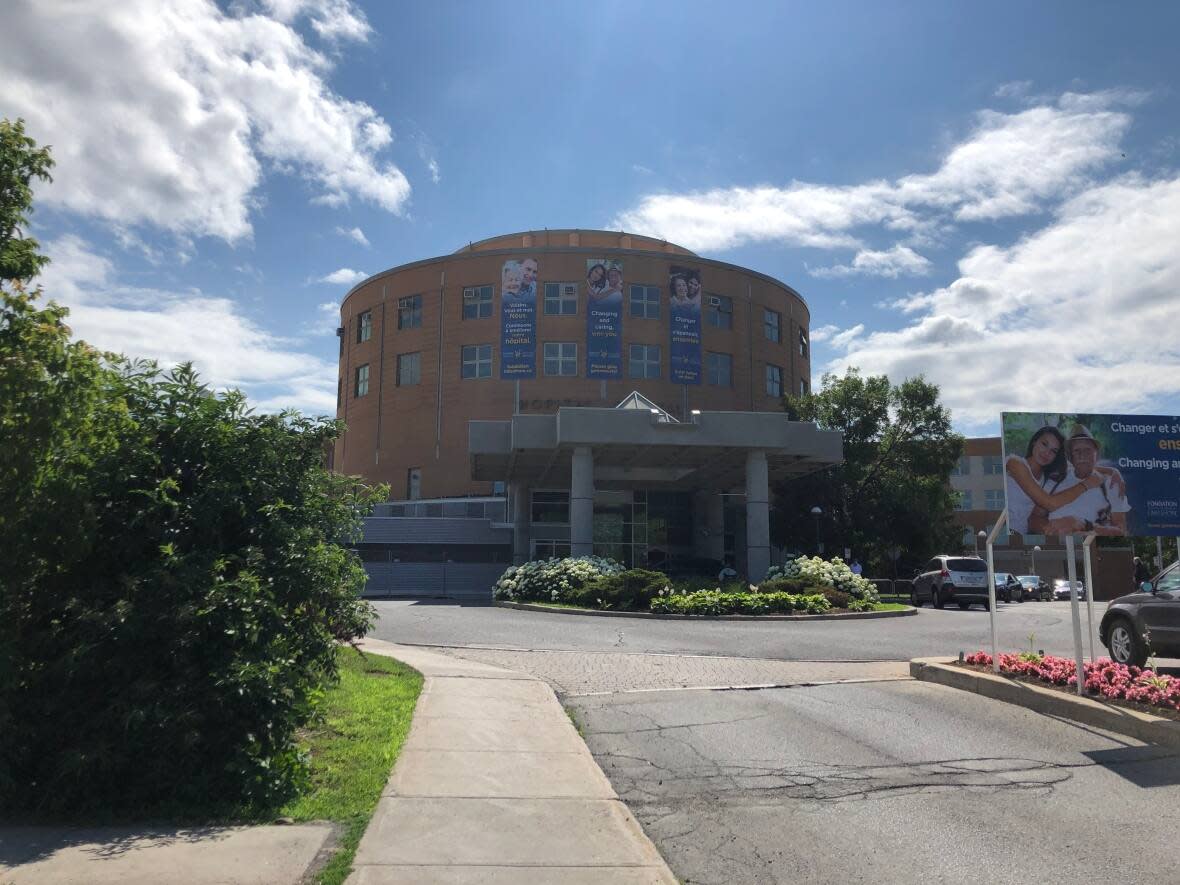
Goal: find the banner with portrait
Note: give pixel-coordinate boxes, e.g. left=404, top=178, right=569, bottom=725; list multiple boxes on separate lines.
left=1001, top=411, right=1180, bottom=538
left=585, top=258, right=623, bottom=378
left=499, top=257, right=538, bottom=378
left=668, top=264, right=702, bottom=384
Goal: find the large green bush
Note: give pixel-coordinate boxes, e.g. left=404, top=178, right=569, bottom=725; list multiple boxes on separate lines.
left=571, top=569, right=669, bottom=611
left=1, top=287, right=384, bottom=816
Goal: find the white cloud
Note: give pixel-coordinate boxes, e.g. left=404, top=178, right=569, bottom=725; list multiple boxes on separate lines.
left=810, top=245, right=932, bottom=279
left=613, top=92, right=1133, bottom=253
left=994, top=80, right=1033, bottom=99
left=0, top=0, right=409, bottom=242
left=809, top=324, right=840, bottom=343
left=38, top=235, right=338, bottom=415
left=317, top=267, right=367, bottom=285
left=259, top=0, right=372, bottom=43
left=427, top=157, right=441, bottom=184
left=335, top=225, right=370, bottom=247
left=824, top=174, right=1180, bottom=428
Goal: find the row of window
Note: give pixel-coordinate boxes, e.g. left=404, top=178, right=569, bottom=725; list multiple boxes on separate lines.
left=351, top=346, right=807, bottom=396
left=950, top=455, right=1004, bottom=477
left=354, top=293, right=809, bottom=356
left=953, top=489, right=1007, bottom=511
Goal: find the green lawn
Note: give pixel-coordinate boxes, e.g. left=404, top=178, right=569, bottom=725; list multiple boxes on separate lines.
left=282, top=646, right=423, bottom=885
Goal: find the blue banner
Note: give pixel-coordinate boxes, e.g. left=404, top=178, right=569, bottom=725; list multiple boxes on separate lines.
left=586, top=259, right=623, bottom=378
left=668, top=265, right=702, bottom=385
left=499, top=258, right=537, bottom=378
left=1001, top=412, right=1180, bottom=538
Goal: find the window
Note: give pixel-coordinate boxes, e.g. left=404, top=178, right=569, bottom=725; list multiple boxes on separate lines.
left=1156, top=564, right=1180, bottom=594
left=630, top=284, right=660, bottom=319
left=462, top=285, right=493, bottom=319
left=764, top=309, right=781, bottom=342
left=799, top=329, right=808, bottom=357
left=533, top=540, right=572, bottom=560
left=531, top=490, right=570, bottom=524
left=800, top=378, right=808, bottom=396
left=397, top=294, right=422, bottom=329
left=706, top=352, right=732, bottom=387
left=357, top=310, right=372, bottom=343
left=985, top=489, right=1005, bottom=509
left=461, top=344, right=492, bottom=379
left=950, top=457, right=970, bottom=476
left=544, top=282, right=578, bottom=316
left=982, top=455, right=1003, bottom=475
left=706, top=294, right=733, bottom=329
left=543, top=342, right=577, bottom=376
left=954, top=491, right=973, bottom=511
left=629, top=343, right=660, bottom=379
left=406, top=467, right=421, bottom=500
left=765, top=364, right=782, bottom=397
left=396, top=352, right=421, bottom=386
left=354, top=364, right=369, bottom=397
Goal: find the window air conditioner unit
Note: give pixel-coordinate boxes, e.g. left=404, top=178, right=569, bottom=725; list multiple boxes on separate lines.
left=708, top=296, right=722, bottom=307
left=560, top=283, right=577, bottom=297
left=463, top=289, right=477, bottom=299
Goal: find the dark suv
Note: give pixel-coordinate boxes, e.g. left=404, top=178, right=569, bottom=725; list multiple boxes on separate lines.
left=911, top=555, right=991, bottom=610
left=1099, top=561, right=1180, bottom=666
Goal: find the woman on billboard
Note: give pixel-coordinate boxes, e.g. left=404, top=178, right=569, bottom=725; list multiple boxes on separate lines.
left=1004, top=426, right=1109, bottom=534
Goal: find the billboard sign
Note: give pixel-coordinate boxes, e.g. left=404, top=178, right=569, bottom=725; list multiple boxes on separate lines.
left=668, top=264, right=702, bottom=385
left=500, top=258, right=537, bottom=378
left=1001, top=412, right=1180, bottom=537
left=585, top=258, right=623, bottom=379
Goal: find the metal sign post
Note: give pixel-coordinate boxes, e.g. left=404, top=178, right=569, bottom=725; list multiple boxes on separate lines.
left=1065, top=534, right=1086, bottom=696
left=1081, top=534, right=1098, bottom=663
left=984, top=508, right=1007, bottom=674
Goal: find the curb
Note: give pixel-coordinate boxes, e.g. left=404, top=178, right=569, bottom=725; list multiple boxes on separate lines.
left=910, top=657, right=1180, bottom=748
left=494, top=600, right=917, bottom=621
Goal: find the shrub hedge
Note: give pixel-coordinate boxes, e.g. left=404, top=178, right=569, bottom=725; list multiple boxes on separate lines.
left=650, top=590, right=831, bottom=616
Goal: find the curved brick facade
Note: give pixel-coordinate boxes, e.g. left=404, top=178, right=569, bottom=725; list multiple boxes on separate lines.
left=333, top=229, right=812, bottom=498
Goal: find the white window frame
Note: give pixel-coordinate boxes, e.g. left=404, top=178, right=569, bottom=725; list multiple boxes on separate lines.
left=543, top=341, right=577, bottom=376
left=706, top=294, right=733, bottom=329
left=706, top=351, right=732, bottom=387
left=765, top=363, right=783, bottom=397
left=397, top=295, right=422, bottom=329
left=543, top=282, right=578, bottom=316
left=461, top=344, right=492, bottom=379
left=764, top=308, right=781, bottom=343
left=462, top=285, right=494, bottom=320
left=357, top=310, right=372, bottom=343
left=396, top=351, right=421, bottom=386
left=629, top=343, right=661, bottom=379
left=629, top=284, right=660, bottom=319
left=354, top=363, right=369, bottom=397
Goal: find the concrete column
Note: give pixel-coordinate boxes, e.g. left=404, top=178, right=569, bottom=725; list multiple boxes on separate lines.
left=704, top=491, right=726, bottom=563
left=511, top=482, right=530, bottom=564
left=570, top=446, right=594, bottom=557
left=745, top=450, right=770, bottom=583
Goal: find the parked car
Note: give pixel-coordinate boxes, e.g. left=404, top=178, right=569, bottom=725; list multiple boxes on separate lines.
left=1053, top=579, right=1087, bottom=601
left=911, top=555, right=991, bottom=610
left=993, top=572, right=1022, bottom=603
left=1099, top=560, right=1180, bottom=666
left=1016, top=575, right=1051, bottom=602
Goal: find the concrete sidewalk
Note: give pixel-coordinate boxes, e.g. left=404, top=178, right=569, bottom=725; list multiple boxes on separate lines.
left=349, top=637, right=677, bottom=884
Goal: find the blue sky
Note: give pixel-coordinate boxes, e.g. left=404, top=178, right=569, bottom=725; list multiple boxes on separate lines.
left=4, top=1, right=1179, bottom=431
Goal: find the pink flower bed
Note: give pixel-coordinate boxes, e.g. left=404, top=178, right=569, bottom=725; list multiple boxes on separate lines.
left=964, top=651, right=1180, bottom=712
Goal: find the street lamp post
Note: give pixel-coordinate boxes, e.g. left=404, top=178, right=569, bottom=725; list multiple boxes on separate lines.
left=976, top=529, right=987, bottom=556
left=1031, top=544, right=1041, bottom=575
left=810, top=506, right=823, bottom=555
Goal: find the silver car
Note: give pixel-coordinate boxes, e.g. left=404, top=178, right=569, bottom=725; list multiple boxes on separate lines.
left=911, top=555, right=991, bottom=610
left=1053, top=579, right=1087, bottom=601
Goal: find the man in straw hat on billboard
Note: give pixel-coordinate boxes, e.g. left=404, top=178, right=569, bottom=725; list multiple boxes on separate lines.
left=1029, top=424, right=1130, bottom=536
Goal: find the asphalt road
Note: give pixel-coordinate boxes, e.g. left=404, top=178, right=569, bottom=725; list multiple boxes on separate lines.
left=371, top=599, right=1165, bottom=664
left=567, top=679, right=1180, bottom=885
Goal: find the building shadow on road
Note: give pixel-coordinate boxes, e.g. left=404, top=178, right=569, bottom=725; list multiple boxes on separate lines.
left=1082, top=746, right=1180, bottom=788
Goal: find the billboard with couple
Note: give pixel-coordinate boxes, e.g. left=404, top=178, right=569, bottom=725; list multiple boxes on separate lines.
left=1001, top=412, right=1180, bottom=538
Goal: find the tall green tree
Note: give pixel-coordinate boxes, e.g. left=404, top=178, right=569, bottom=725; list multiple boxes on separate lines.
left=1, top=121, right=386, bottom=816
left=0, top=118, right=54, bottom=282
left=774, top=369, right=964, bottom=576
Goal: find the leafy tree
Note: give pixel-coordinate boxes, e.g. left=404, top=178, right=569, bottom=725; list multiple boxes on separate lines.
left=0, top=118, right=54, bottom=282
left=773, top=369, right=964, bottom=576
left=0, top=121, right=386, bottom=817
